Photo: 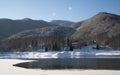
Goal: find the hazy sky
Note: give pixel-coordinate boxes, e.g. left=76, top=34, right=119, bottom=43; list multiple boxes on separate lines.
left=0, top=0, right=120, bottom=22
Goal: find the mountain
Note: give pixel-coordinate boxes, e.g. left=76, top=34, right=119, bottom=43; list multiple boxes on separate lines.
left=0, top=12, right=120, bottom=51
left=8, top=26, right=75, bottom=39
left=0, top=26, right=75, bottom=51
left=0, top=18, right=56, bottom=40
left=71, top=21, right=84, bottom=29
left=50, top=20, right=74, bottom=27
left=72, top=12, right=120, bottom=49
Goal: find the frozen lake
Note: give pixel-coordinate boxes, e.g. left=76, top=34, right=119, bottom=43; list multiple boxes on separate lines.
left=0, top=59, right=120, bottom=75
left=0, top=46, right=120, bottom=75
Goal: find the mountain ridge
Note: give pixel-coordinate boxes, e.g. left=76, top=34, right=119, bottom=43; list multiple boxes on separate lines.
left=0, top=18, right=57, bottom=40
left=71, top=12, right=120, bottom=49
left=0, top=12, right=120, bottom=51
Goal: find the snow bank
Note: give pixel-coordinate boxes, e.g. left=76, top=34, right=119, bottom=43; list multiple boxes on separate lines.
left=0, top=51, right=82, bottom=59
left=96, top=50, right=120, bottom=56
left=0, top=46, right=120, bottom=59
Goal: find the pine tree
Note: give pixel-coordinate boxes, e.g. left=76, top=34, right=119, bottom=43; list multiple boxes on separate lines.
left=69, top=43, right=73, bottom=51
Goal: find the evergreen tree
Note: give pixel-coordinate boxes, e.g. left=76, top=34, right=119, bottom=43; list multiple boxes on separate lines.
left=69, top=43, right=73, bottom=51
left=45, top=47, right=48, bottom=52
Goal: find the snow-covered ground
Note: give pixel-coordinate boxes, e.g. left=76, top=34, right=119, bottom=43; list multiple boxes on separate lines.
left=0, top=46, right=120, bottom=59
left=0, top=59, right=120, bottom=75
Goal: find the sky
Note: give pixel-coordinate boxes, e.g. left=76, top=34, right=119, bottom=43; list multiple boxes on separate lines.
left=0, top=0, right=120, bottom=22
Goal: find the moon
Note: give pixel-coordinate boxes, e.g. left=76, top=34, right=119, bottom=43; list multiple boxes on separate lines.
left=52, top=12, right=56, bottom=16
left=68, top=6, right=73, bottom=11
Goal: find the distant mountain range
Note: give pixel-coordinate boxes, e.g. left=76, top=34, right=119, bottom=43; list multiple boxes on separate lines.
left=0, top=18, right=57, bottom=40
left=0, top=19, right=74, bottom=40
left=0, top=12, right=120, bottom=51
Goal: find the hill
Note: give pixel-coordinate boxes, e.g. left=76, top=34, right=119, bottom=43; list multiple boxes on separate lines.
left=0, top=26, right=75, bottom=51
left=71, top=12, right=120, bottom=49
left=0, top=18, right=56, bottom=40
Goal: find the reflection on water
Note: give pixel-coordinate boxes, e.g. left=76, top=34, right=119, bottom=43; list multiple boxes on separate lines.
left=14, top=58, right=120, bottom=70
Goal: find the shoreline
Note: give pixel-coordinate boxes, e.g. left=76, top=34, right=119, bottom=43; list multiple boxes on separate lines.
left=0, top=59, right=120, bottom=75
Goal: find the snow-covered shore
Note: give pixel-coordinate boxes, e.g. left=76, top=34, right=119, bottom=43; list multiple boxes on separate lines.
left=0, top=46, right=120, bottom=59
left=0, top=59, right=120, bottom=75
